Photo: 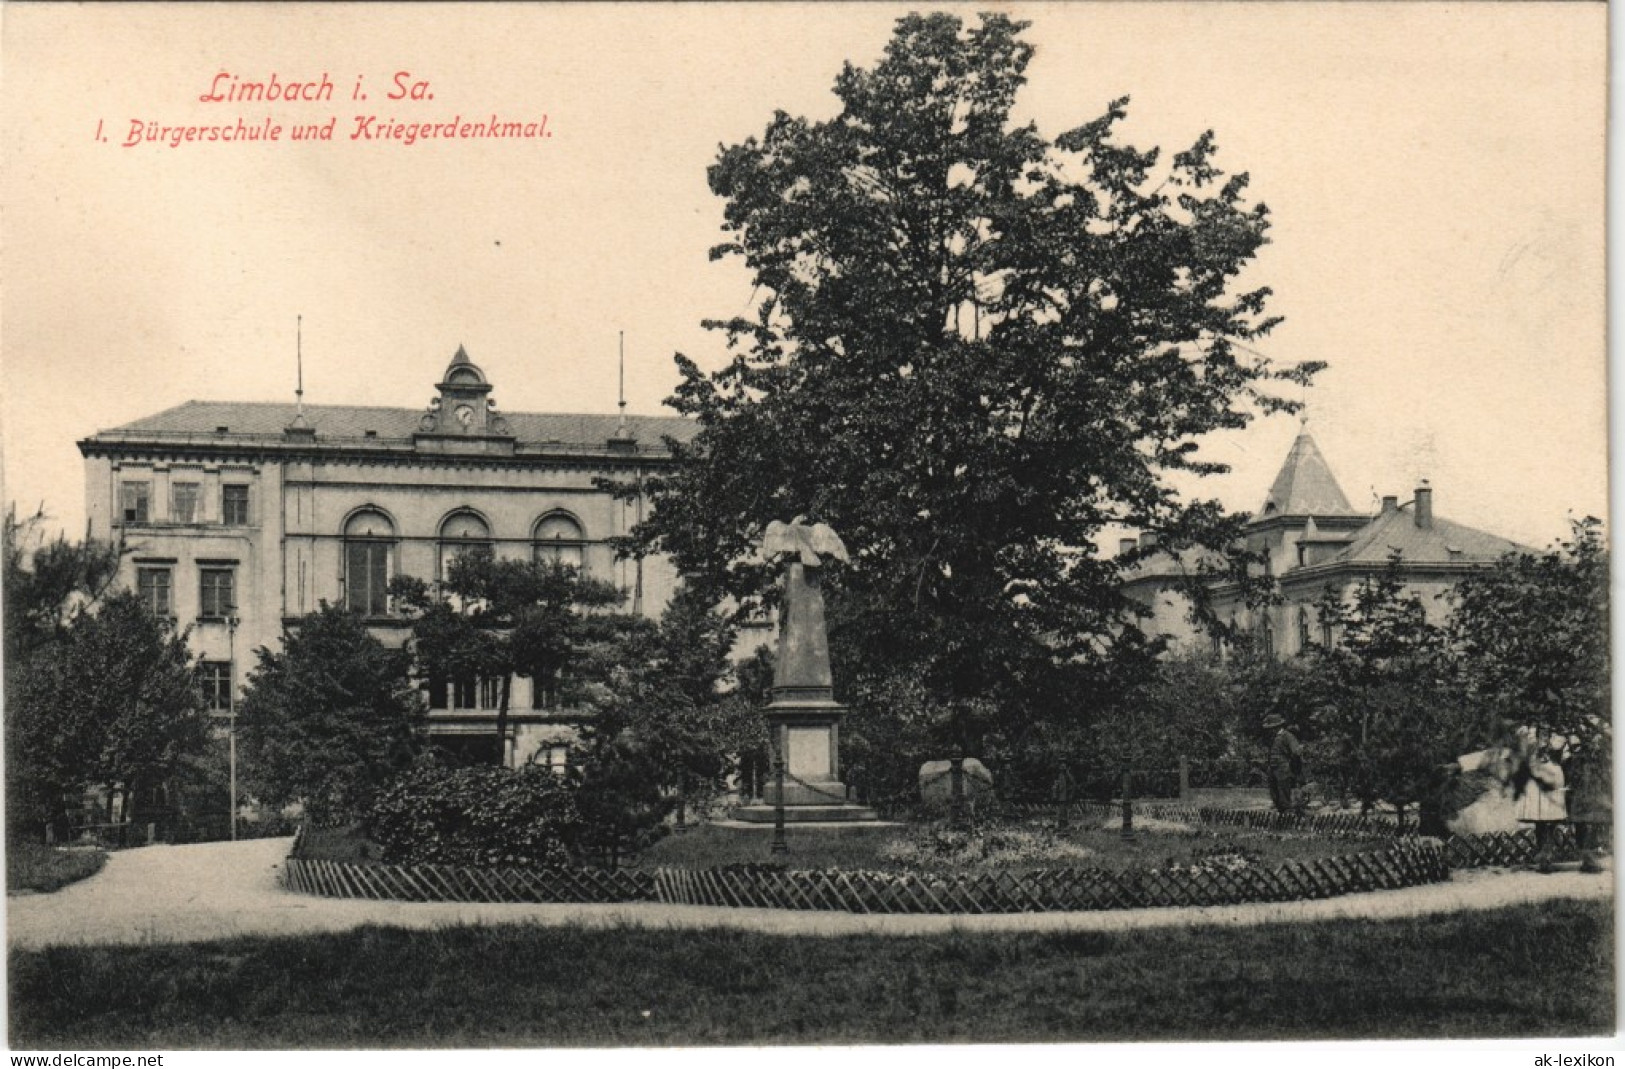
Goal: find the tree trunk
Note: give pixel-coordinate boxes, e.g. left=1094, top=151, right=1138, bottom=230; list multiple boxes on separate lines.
left=495, top=673, right=512, bottom=767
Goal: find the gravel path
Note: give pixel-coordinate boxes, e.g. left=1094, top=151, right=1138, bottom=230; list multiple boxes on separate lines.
left=7, top=836, right=1613, bottom=950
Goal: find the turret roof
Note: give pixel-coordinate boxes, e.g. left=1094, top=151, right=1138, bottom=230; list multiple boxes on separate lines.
left=1259, top=429, right=1356, bottom=517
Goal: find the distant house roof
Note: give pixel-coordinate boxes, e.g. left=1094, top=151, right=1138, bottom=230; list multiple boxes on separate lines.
left=1258, top=429, right=1357, bottom=517
left=98, top=400, right=695, bottom=449
left=1326, top=501, right=1529, bottom=567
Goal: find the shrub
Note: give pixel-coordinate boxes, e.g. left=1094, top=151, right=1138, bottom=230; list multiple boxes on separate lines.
left=367, top=763, right=581, bottom=868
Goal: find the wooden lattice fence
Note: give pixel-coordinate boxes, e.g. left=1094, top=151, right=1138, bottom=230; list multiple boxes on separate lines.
left=279, top=808, right=1573, bottom=911
left=1063, top=801, right=1403, bottom=839
left=281, top=835, right=1448, bottom=913
left=1442, top=826, right=1578, bottom=868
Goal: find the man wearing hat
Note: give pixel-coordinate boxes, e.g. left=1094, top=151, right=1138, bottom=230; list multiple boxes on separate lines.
left=1264, top=713, right=1305, bottom=815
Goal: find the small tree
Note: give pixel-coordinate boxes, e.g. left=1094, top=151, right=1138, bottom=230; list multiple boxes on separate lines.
left=9, top=592, right=209, bottom=834
left=391, top=550, right=623, bottom=762
left=574, top=587, right=767, bottom=829
left=236, top=604, right=425, bottom=824
left=1309, top=557, right=1485, bottom=829
left=5, top=510, right=201, bottom=840
left=3, top=505, right=122, bottom=660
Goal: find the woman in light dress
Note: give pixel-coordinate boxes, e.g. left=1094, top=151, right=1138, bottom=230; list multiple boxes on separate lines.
left=1452, top=727, right=1567, bottom=873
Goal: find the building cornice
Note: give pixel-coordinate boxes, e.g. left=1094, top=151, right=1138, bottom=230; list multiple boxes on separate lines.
left=80, top=435, right=677, bottom=473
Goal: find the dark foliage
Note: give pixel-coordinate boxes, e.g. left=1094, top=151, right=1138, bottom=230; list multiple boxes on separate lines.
left=236, top=604, right=425, bottom=825
left=611, top=13, right=1316, bottom=765
left=367, top=762, right=581, bottom=868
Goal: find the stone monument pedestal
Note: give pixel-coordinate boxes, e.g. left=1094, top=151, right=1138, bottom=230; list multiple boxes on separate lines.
left=734, top=704, right=879, bottom=824
left=730, top=523, right=878, bottom=826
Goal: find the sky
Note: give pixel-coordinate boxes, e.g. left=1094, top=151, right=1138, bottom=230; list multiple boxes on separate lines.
left=1, top=2, right=1607, bottom=552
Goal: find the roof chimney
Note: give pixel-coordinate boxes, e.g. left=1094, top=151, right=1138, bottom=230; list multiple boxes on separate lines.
left=1381, top=495, right=1398, bottom=515
left=1119, top=538, right=1137, bottom=556
left=1414, top=480, right=1433, bottom=530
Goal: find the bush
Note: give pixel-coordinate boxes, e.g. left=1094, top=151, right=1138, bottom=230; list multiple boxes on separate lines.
left=367, top=764, right=581, bottom=868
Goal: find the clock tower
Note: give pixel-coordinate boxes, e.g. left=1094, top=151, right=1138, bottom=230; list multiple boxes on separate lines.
left=417, top=345, right=511, bottom=439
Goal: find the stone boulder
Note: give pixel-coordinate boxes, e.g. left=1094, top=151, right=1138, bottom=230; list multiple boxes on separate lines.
left=918, top=758, right=996, bottom=814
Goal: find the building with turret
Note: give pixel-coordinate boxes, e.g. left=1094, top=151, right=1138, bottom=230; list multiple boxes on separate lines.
left=79, top=346, right=696, bottom=766
left=1120, top=425, right=1529, bottom=659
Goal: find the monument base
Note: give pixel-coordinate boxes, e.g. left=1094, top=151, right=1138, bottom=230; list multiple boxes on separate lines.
left=731, top=802, right=881, bottom=824
left=761, top=777, right=852, bottom=807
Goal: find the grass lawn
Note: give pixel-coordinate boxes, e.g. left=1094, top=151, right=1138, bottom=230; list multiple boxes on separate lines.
left=8, top=898, right=1611, bottom=1047
left=7, top=842, right=106, bottom=894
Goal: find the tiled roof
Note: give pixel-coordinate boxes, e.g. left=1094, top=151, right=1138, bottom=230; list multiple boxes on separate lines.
left=1327, top=504, right=1530, bottom=566
left=98, top=400, right=696, bottom=448
left=1259, top=431, right=1356, bottom=517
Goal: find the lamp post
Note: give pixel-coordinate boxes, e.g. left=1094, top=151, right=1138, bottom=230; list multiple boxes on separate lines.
left=227, top=608, right=239, bottom=842
left=1119, top=767, right=1136, bottom=842
left=770, top=726, right=788, bottom=856
left=949, top=755, right=969, bottom=832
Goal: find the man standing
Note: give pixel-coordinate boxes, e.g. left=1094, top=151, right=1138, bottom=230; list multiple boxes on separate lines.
left=1264, top=713, right=1305, bottom=815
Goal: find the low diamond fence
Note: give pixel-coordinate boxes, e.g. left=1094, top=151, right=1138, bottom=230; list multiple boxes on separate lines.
left=281, top=817, right=1465, bottom=913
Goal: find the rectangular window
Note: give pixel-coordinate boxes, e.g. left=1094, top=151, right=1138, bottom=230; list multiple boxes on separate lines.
left=120, top=481, right=151, bottom=524
left=427, top=674, right=448, bottom=710
left=199, top=661, right=233, bottom=712
left=531, top=674, right=563, bottom=710
left=452, top=675, right=477, bottom=710
left=221, top=484, right=250, bottom=526
left=136, top=567, right=172, bottom=616
left=345, top=541, right=391, bottom=616
left=199, top=567, right=235, bottom=618
left=171, top=482, right=200, bottom=524
left=539, top=745, right=569, bottom=777
left=479, top=677, right=503, bottom=710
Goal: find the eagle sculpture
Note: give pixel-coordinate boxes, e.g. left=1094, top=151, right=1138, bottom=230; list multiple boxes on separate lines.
left=762, top=516, right=849, bottom=568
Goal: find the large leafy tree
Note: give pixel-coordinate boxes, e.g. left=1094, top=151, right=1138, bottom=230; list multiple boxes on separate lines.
left=620, top=13, right=1315, bottom=750
left=236, top=604, right=425, bottom=823
left=390, top=550, right=624, bottom=761
left=1446, top=518, right=1609, bottom=752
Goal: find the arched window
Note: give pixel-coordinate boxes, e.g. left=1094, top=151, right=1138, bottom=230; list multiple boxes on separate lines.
left=438, top=510, right=493, bottom=581
left=1297, top=607, right=1313, bottom=652
left=533, top=512, right=586, bottom=572
left=343, top=509, right=396, bottom=616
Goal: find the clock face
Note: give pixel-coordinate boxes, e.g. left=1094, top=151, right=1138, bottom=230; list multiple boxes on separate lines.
left=454, top=404, right=475, bottom=427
